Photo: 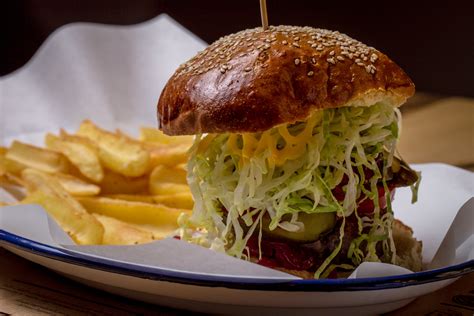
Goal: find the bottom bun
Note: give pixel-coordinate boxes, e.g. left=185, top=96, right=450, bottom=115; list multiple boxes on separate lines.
left=392, top=219, right=423, bottom=272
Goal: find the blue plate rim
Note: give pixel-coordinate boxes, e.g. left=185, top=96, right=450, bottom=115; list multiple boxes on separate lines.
left=1, top=229, right=473, bottom=292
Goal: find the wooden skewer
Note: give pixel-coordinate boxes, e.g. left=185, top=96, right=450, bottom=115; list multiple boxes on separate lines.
left=259, top=0, right=269, bottom=30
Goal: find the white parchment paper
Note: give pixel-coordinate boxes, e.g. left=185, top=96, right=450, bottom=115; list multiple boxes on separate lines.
left=0, top=14, right=206, bottom=145
left=0, top=14, right=472, bottom=279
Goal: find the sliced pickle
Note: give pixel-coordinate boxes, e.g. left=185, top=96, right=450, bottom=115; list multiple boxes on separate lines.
left=262, top=212, right=336, bottom=243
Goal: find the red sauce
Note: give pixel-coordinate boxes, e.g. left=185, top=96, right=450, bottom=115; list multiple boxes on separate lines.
left=247, top=236, right=316, bottom=270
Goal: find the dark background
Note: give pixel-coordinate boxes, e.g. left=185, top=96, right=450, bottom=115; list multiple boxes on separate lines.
left=1, top=0, right=473, bottom=96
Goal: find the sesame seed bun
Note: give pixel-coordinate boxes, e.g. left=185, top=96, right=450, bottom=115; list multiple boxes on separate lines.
left=158, top=25, right=415, bottom=135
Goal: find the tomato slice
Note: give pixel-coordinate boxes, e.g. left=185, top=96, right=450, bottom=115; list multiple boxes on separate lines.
left=332, top=183, right=395, bottom=214
left=357, top=186, right=395, bottom=214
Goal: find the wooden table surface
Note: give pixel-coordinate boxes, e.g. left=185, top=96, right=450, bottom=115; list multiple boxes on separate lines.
left=398, top=94, right=474, bottom=170
left=1, top=93, right=473, bottom=315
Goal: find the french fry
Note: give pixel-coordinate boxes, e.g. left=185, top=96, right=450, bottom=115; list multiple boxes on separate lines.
left=99, top=171, right=148, bottom=194
left=0, top=147, right=26, bottom=176
left=1, top=171, right=26, bottom=187
left=0, top=155, right=26, bottom=176
left=77, top=197, right=189, bottom=227
left=149, top=165, right=189, bottom=195
left=51, top=173, right=100, bottom=196
left=105, top=193, right=194, bottom=210
left=0, top=173, right=26, bottom=201
left=149, top=165, right=187, bottom=184
left=149, top=183, right=191, bottom=196
left=139, top=127, right=193, bottom=146
left=21, top=169, right=104, bottom=245
left=0, top=178, right=23, bottom=204
left=153, top=193, right=194, bottom=210
left=6, top=141, right=69, bottom=174
left=114, top=129, right=142, bottom=145
left=92, top=214, right=155, bottom=245
left=176, top=163, right=187, bottom=171
left=103, top=194, right=156, bottom=204
left=45, top=133, right=104, bottom=182
left=3, top=120, right=198, bottom=246
left=77, top=120, right=150, bottom=177
left=148, top=144, right=189, bottom=168
left=0, top=186, right=24, bottom=202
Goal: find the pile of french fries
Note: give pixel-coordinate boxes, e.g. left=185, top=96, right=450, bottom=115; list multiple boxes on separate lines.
left=0, top=120, right=194, bottom=246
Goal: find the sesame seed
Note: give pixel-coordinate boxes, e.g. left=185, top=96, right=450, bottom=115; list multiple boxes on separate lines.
left=294, top=58, right=301, bottom=65
left=176, top=25, right=385, bottom=78
left=307, top=71, right=314, bottom=77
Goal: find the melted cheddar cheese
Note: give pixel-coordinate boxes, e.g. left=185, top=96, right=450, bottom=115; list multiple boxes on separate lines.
left=225, top=111, right=323, bottom=166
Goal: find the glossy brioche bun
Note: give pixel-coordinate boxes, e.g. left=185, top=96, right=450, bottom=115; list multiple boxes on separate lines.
left=158, top=25, right=415, bottom=135
left=275, top=219, right=423, bottom=279
left=392, top=219, right=423, bottom=273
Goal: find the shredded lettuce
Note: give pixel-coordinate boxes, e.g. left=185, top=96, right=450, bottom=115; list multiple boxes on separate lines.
left=184, top=102, right=416, bottom=277
left=314, top=216, right=346, bottom=278
left=320, top=263, right=355, bottom=279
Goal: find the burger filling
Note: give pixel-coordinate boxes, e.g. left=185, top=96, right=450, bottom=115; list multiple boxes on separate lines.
left=181, top=102, right=420, bottom=278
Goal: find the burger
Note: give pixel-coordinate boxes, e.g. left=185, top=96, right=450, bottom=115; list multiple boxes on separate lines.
left=158, top=26, right=422, bottom=278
